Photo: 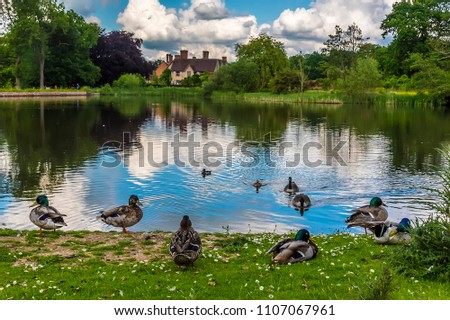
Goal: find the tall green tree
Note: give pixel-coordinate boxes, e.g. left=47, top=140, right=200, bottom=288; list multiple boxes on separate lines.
left=3, top=0, right=64, bottom=88
left=44, top=10, right=100, bottom=87
left=2, top=0, right=99, bottom=88
left=341, top=57, right=382, bottom=96
left=322, top=23, right=369, bottom=76
left=321, top=23, right=369, bottom=86
left=380, top=0, right=450, bottom=76
left=0, top=35, right=15, bottom=87
left=288, top=53, right=308, bottom=93
left=235, top=34, right=288, bottom=89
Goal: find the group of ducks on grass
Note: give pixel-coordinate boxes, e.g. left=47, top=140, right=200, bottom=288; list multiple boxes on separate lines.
left=28, top=175, right=412, bottom=268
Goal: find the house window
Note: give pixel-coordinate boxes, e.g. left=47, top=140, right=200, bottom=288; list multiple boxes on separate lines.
left=187, top=71, right=192, bottom=77
left=176, top=71, right=180, bottom=77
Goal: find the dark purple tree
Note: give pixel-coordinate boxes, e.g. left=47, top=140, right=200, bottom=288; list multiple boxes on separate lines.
left=90, top=30, right=152, bottom=85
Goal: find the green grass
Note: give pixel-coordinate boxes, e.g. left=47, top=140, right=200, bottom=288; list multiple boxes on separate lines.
left=210, top=90, right=344, bottom=104
left=0, top=229, right=448, bottom=300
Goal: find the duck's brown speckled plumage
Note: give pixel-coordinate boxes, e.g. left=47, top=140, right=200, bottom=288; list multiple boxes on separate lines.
left=99, top=195, right=143, bottom=233
left=169, top=215, right=202, bottom=267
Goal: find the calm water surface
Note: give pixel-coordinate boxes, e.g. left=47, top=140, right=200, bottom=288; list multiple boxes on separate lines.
left=0, top=97, right=449, bottom=234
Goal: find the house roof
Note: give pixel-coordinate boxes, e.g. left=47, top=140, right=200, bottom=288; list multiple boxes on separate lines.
left=170, top=59, right=224, bottom=73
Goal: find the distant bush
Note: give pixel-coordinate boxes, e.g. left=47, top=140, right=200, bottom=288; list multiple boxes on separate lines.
left=112, top=74, right=147, bottom=89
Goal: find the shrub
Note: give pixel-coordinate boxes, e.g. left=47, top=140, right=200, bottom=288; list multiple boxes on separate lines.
left=112, top=74, right=146, bottom=89
left=391, top=146, right=450, bottom=280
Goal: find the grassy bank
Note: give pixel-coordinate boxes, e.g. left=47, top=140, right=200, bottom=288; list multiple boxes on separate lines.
left=0, top=229, right=448, bottom=300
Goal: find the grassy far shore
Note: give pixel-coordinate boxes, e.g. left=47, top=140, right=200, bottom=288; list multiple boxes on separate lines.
left=0, top=87, right=443, bottom=107
left=0, top=229, right=448, bottom=300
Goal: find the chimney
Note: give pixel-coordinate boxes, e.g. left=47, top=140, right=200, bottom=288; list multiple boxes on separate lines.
left=175, top=54, right=181, bottom=60
left=222, top=56, right=227, bottom=63
left=202, top=51, right=209, bottom=59
left=180, top=50, right=188, bottom=60
left=166, top=54, right=173, bottom=63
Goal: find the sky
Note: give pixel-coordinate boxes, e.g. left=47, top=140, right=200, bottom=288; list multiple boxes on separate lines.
left=60, top=0, right=398, bottom=61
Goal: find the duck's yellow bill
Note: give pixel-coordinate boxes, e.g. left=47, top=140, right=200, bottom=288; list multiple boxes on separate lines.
left=29, top=201, right=38, bottom=207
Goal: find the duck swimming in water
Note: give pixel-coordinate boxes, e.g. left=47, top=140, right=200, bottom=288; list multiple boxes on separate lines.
left=201, top=169, right=212, bottom=177
left=29, top=195, right=67, bottom=236
left=98, top=195, right=143, bottom=233
left=292, top=194, right=311, bottom=215
left=252, top=179, right=267, bottom=193
left=284, top=177, right=299, bottom=194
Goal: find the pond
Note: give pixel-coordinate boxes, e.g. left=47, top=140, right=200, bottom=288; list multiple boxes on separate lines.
left=0, top=96, right=449, bottom=234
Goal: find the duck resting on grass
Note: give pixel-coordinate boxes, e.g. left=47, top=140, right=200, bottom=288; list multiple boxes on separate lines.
left=345, top=197, right=388, bottom=234
left=98, top=195, right=143, bottom=233
left=292, top=193, right=311, bottom=215
left=284, top=177, right=299, bottom=194
left=29, top=195, right=67, bottom=236
left=370, top=218, right=412, bottom=244
left=169, top=215, right=202, bottom=268
left=265, top=229, right=318, bottom=264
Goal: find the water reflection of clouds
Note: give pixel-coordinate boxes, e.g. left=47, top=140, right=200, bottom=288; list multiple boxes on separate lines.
left=0, top=102, right=443, bottom=235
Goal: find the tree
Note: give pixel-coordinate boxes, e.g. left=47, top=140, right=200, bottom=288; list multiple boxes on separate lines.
left=2, top=0, right=66, bottom=89
left=289, top=53, right=308, bottom=93
left=341, top=57, right=382, bottom=96
left=235, top=34, right=288, bottom=89
left=159, top=69, right=172, bottom=87
left=44, top=10, right=100, bottom=87
left=0, top=35, right=14, bottom=87
left=90, top=30, right=151, bottom=85
left=271, top=70, right=301, bottom=94
left=380, top=0, right=450, bottom=76
left=2, top=0, right=100, bottom=88
left=321, top=23, right=369, bottom=87
left=303, top=51, right=327, bottom=80
left=408, top=51, right=450, bottom=96
left=203, top=59, right=260, bottom=95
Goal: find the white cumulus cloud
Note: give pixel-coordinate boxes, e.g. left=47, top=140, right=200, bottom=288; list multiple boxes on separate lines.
left=117, top=0, right=257, bottom=59
left=271, top=0, right=397, bottom=53
left=113, top=0, right=399, bottom=59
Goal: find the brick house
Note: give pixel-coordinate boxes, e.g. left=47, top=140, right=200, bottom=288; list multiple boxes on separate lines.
left=165, top=50, right=227, bottom=84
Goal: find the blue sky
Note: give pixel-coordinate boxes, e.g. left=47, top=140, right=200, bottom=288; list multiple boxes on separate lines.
left=61, top=0, right=397, bottom=60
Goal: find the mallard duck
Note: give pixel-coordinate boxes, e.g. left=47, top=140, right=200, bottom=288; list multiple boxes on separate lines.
left=345, top=197, right=388, bottom=233
left=29, top=195, right=67, bottom=236
left=265, top=229, right=318, bottom=264
left=284, top=177, right=299, bottom=194
left=201, top=169, right=212, bottom=177
left=169, top=215, right=202, bottom=268
left=252, top=179, right=267, bottom=193
left=371, top=218, right=412, bottom=244
left=292, top=194, right=311, bottom=215
left=98, top=195, right=143, bottom=233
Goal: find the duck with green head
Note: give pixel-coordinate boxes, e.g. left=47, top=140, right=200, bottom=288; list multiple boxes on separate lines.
left=29, top=195, right=67, bottom=236
left=169, top=215, right=202, bottom=268
left=265, top=229, right=318, bottom=264
left=345, top=197, right=388, bottom=233
left=370, top=218, right=412, bottom=244
left=98, top=195, right=143, bottom=233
